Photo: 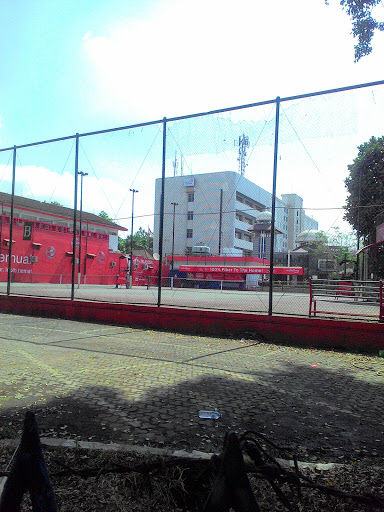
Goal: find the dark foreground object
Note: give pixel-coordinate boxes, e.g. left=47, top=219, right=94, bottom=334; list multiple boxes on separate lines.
left=0, top=411, right=56, bottom=512
left=1, top=413, right=384, bottom=511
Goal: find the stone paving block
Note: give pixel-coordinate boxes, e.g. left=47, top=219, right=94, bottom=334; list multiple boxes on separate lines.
left=1, top=313, right=384, bottom=461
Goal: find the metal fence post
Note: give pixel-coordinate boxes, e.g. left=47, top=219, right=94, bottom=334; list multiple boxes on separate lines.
left=6, top=146, right=16, bottom=296
left=71, top=134, right=79, bottom=301
left=268, top=97, right=280, bottom=316
left=157, top=118, right=167, bottom=307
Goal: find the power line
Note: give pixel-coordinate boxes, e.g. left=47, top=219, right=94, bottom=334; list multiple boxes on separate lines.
left=281, top=105, right=322, bottom=174
left=15, top=153, right=35, bottom=200
left=113, top=201, right=384, bottom=222
left=0, top=151, right=13, bottom=187
left=115, top=126, right=162, bottom=219
left=49, top=140, right=75, bottom=202
left=80, top=144, right=118, bottom=218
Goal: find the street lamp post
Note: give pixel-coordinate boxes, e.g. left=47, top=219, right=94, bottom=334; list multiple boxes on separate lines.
left=78, top=172, right=88, bottom=285
left=171, top=202, right=178, bottom=272
left=287, top=249, right=291, bottom=285
left=129, top=188, right=139, bottom=288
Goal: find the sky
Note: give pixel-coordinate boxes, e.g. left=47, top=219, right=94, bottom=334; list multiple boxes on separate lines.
left=0, top=0, right=383, bottom=241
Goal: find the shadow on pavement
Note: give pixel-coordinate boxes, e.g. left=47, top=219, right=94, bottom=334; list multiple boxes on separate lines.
left=1, top=362, right=383, bottom=463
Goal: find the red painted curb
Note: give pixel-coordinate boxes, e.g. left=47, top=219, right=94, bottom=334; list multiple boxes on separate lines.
left=1, top=295, right=383, bottom=353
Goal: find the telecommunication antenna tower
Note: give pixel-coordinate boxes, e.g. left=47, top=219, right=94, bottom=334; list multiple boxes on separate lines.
left=235, top=134, right=250, bottom=176
left=172, top=152, right=178, bottom=177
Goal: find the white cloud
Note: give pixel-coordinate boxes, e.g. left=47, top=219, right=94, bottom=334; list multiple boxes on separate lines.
left=82, top=30, right=92, bottom=41
left=0, top=163, right=157, bottom=233
left=82, top=0, right=382, bottom=121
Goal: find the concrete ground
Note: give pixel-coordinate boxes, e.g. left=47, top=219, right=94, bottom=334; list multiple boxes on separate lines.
left=1, top=312, right=384, bottom=462
left=0, top=283, right=381, bottom=319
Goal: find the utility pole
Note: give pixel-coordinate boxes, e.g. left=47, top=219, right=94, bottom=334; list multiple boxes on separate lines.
left=78, top=171, right=88, bottom=286
left=171, top=202, right=178, bottom=272
left=129, top=188, right=139, bottom=288
left=218, top=189, right=223, bottom=255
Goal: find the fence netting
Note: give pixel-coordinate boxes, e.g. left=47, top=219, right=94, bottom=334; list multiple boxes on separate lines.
left=0, top=149, right=14, bottom=294
left=2, top=141, right=75, bottom=298
left=271, top=85, right=384, bottom=319
left=0, top=81, right=383, bottom=321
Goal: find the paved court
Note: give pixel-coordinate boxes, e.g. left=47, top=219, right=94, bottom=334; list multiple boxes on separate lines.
left=1, top=313, right=384, bottom=461
left=0, top=283, right=381, bottom=319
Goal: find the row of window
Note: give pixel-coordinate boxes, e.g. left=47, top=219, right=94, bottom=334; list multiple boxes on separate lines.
left=236, top=195, right=253, bottom=208
left=236, top=213, right=254, bottom=225
left=0, top=216, right=108, bottom=240
left=235, top=231, right=252, bottom=242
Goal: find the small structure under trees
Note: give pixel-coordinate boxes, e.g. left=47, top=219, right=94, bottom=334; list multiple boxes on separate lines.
left=344, top=135, right=384, bottom=279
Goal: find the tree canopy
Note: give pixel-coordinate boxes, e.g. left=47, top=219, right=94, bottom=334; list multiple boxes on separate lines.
left=327, top=227, right=357, bottom=251
left=344, top=135, right=384, bottom=243
left=98, top=210, right=113, bottom=221
left=118, top=227, right=153, bottom=253
left=98, top=211, right=153, bottom=254
left=326, top=0, right=384, bottom=61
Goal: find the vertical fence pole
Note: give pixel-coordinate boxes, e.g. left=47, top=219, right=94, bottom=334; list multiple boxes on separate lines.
left=71, top=134, right=79, bottom=301
left=218, top=188, right=223, bottom=255
left=268, top=97, right=280, bottom=316
left=157, top=118, right=167, bottom=307
left=6, top=146, right=17, bottom=295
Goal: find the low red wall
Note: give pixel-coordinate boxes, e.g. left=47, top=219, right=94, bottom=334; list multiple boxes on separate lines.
left=0, top=295, right=383, bottom=354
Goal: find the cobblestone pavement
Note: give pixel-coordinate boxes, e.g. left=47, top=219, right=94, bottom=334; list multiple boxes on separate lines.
left=1, top=312, right=384, bottom=462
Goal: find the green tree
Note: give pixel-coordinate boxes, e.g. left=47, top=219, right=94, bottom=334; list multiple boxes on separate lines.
left=326, top=0, right=384, bottom=61
left=118, top=237, right=126, bottom=252
left=327, top=227, right=357, bottom=251
left=344, top=136, right=384, bottom=244
left=98, top=210, right=113, bottom=221
left=309, top=230, right=330, bottom=258
left=133, top=227, right=153, bottom=252
left=119, top=227, right=153, bottom=254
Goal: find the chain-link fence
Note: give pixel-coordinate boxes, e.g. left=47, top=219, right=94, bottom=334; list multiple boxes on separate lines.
left=1, top=80, right=383, bottom=320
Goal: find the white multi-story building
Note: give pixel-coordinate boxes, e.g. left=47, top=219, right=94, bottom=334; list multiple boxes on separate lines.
left=153, top=172, right=318, bottom=257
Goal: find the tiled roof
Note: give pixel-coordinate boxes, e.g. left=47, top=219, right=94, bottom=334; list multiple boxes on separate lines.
left=0, top=192, right=127, bottom=231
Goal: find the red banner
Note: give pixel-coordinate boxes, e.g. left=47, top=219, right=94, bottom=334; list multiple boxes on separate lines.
left=179, top=266, right=304, bottom=275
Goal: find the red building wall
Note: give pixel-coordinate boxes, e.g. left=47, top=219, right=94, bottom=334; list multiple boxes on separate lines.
left=0, top=215, right=124, bottom=285
left=0, top=215, right=164, bottom=286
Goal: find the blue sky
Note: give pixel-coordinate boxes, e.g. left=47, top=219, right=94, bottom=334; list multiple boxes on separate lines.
left=0, top=0, right=383, bottom=234
left=0, top=0, right=154, bottom=144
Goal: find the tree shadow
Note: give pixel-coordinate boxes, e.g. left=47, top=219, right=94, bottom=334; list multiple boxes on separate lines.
left=1, top=360, right=383, bottom=462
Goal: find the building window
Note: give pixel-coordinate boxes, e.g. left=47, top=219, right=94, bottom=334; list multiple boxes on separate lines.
left=187, top=211, right=194, bottom=220
left=186, top=246, right=192, bottom=254
left=235, top=231, right=242, bottom=240
left=187, top=229, right=193, bottom=238
left=188, top=192, right=194, bottom=202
